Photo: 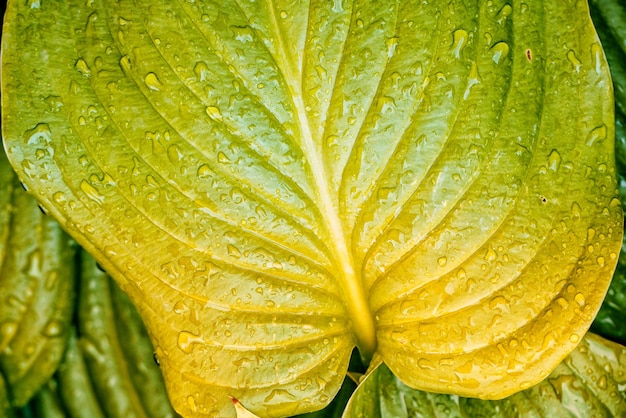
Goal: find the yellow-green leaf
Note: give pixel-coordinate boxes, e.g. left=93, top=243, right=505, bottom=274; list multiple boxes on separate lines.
left=1, top=0, right=622, bottom=416
left=343, top=333, right=626, bottom=417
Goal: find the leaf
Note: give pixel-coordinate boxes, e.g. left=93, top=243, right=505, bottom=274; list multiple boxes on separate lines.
left=0, top=154, right=76, bottom=407
left=589, top=0, right=626, bottom=118
left=0, top=373, right=13, bottom=418
left=109, top=271, right=180, bottom=418
left=343, top=333, right=626, bottom=418
left=77, top=249, right=153, bottom=418
left=0, top=0, right=622, bottom=416
left=56, top=331, right=107, bottom=418
left=591, top=230, right=626, bottom=345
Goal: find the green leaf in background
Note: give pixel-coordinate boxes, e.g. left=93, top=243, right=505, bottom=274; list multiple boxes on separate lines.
left=591, top=233, right=626, bottom=345
left=589, top=0, right=626, bottom=347
left=344, top=333, right=626, bottom=418
left=1, top=0, right=622, bottom=417
left=0, top=373, right=14, bottom=418
left=0, top=153, right=76, bottom=407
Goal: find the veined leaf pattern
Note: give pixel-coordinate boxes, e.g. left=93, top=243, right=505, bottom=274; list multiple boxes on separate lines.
left=1, top=0, right=621, bottom=416
left=343, top=333, right=626, bottom=418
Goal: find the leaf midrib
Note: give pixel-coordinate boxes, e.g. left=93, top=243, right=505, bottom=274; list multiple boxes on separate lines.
left=263, top=0, right=377, bottom=359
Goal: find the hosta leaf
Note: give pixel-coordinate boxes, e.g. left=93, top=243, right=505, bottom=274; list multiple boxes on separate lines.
left=343, top=333, right=626, bottom=417
left=0, top=153, right=75, bottom=407
left=0, top=151, right=16, bottom=277
left=591, top=211, right=626, bottom=345
left=0, top=374, right=13, bottom=418
left=1, top=0, right=621, bottom=416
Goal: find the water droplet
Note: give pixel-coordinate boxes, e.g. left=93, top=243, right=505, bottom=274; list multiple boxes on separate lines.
left=227, top=245, right=242, bottom=258
left=497, top=4, right=513, bottom=21
left=80, top=180, right=105, bottom=204
left=279, top=10, right=288, bottom=19
left=75, top=58, right=91, bottom=76
left=591, top=43, right=603, bottom=75
left=587, top=228, right=596, bottom=240
left=547, top=149, right=561, bottom=172
left=26, top=123, right=52, bottom=146
left=489, top=295, right=510, bottom=311
left=144, top=72, right=163, bottom=91
left=386, top=37, right=399, bottom=59
left=464, top=62, right=480, bottom=99
left=52, top=191, right=66, bottom=204
left=187, top=395, right=198, bottom=413
left=167, top=144, right=183, bottom=163
left=567, top=50, right=582, bottom=72
left=0, top=322, right=18, bottom=351
left=205, top=106, right=223, bottom=122
left=451, top=29, right=468, bottom=59
left=43, top=319, right=64, bottom=337
left=193, top=62, right=210, bottom=82
left=173, top=300, right=189, bottom=314
left=610, top=197, right=621, bottom=208
left=574, top=293, right=585, bottom=307
left=197, top=164, right=214, bottom=178
left=177, top=330, right=203, bottom=354
left=586, top=125, right=607, bottom=146
left=490, top=42, right=509, bottom=64
left=217, top=152, right=231, bottom=164
left=596, top=256, right=605, bottom=267
left=597, top=374, right=607, bottom=389
left=484, top=246, right=497, bottom=262
left=571, top=202, right=581, bottom=218
left=415, top=358, right=433, bottom=370
left=569, top=334, right=580, bottom=343
left=437, top=256, right=447, bottom=267
left=231, top=25, right=254, bottom=43
left=356, top=18, right=364, bottom=29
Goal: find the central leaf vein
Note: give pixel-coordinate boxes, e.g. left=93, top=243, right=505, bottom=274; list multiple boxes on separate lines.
left=263, top=0, right=377, bottom=358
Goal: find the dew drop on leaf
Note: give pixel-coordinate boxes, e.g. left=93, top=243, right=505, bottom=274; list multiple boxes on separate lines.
left=547, top=149, right=562, bottom=172
left=586, top=124, right=607, bottom=146
left=490, top=41, right=509, bottom=64
left=74, top=58, right=91, bottom=76
left=567, top=50, right=582, bottom=73
left=197, top=164, right=214, bottom=179
left=451, top=29, right=468, bottom=59
left=496, top=3, right=513, bottom=22
left=591, top=42, right=603, bottom=75
left=52, top=191, right=66, bottom=204
left=80, top=180, right=105, bottom=204
left=206, top=106, right=223, bottom=121
left=42, top=319, right=64, bottom=337
left=144, top=72, right=163, bottom=91
left=177, top=330, right=203, bottom=354
left=187, top=395, right=198, bottom=413
left=574, top=293, right=586, bottom=307
left=0, top=322, right=18, bottom=351
left=193, top=61, right=210, bottom=82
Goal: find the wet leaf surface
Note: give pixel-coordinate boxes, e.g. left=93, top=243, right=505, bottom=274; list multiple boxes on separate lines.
left=1, top=0, right=622, bottom=416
